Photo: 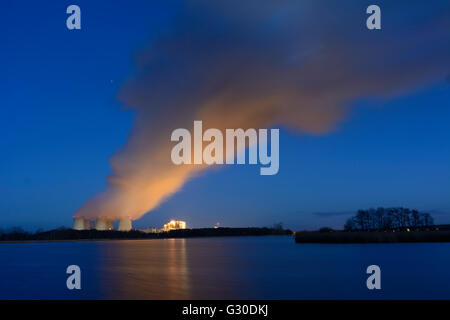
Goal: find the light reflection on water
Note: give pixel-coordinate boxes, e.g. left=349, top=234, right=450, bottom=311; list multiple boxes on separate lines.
left=97, top=238, right=258, bottom=299
left=99, top=239, right=191, bottom=299
left=1, top=236, right=450, bottom=299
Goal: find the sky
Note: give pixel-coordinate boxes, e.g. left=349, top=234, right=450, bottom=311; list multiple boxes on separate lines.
left=1, top=1, right=450, bottom=231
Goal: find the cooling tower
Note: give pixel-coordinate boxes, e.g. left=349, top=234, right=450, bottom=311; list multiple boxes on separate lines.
left=96, top=218, right=114, bottom=231
left=118, top=217, right=132, bottom=231
left=73, top=217, right=85, bottom=230
left=84, top=219, right=95, bottom=230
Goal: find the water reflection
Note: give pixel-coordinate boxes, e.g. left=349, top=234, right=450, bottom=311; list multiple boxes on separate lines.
left=3, top=236, right=450, bottom=299
left=98, top=239, right=191, bottom=299
left=167, top=239, right=190, bottom=299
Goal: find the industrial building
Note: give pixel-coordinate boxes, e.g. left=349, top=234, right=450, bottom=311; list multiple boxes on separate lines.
left=118, top=217, right=132, bottom=231
left=95, top=217, right=114, bottom=231
left=73, top=216, right=132, bottom=231
left=72, top=217, right=187, bottom=233
left=84, top=219, right=95, bottom=230
left=162, top=220, right=187, bottom=231
left=142, top=227, right=158, bottom=233
left=72, top=216, right=188, bottom=233
left=73, top=217, right=85, bottom=230
left=73, top=217, right=95, bottom=230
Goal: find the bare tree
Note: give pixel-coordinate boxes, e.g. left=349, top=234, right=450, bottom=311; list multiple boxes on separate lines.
left=344, top=207, right=434, bottom=231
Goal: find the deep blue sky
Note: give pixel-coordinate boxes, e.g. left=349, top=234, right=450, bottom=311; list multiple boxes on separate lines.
left=2, top=1, right=449, bottom=231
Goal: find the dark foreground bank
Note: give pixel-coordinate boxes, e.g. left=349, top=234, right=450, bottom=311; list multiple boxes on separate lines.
left=295, top=230, right=450, bottom=243
left=0, top=227, right=292, bottom=242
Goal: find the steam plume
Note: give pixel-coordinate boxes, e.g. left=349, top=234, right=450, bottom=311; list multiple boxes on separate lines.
left=75, top=0, right=450, bottom=220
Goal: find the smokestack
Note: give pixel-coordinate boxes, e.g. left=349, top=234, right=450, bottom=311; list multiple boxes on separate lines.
left=96, top=218, right=114, bottom=231
left=73, top=217, right=85, bottom=230
left=118, top=217, right=132, bottom=231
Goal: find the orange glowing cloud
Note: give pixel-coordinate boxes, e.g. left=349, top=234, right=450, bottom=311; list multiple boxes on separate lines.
left=75, top=1, right=450, bottom=220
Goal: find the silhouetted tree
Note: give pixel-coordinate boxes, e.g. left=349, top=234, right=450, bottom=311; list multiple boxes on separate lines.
left=344, top=207, right=434, bottom=231
left=422, top=213, right=434, bottom=227
left=355, top=210, right=369, bottom=231
left=9, top=226, right=26, bottom=234
left=411, top=209, right=421, bottom=227
left=344, top=218, right=356, bottom=231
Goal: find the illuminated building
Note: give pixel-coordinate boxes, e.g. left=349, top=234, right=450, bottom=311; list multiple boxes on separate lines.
left=162, top=220, right=187, bottom=231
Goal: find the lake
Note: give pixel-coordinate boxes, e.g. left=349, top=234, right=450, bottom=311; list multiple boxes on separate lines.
left=0, top=236, right=449, bottom=299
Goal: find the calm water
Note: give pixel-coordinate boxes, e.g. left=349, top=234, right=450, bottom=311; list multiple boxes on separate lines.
left=0, top=236, right=449, bottom=299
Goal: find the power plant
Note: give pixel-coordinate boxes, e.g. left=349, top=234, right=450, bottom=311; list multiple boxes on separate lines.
left=72, top=217, right=186, bottom=233
left=85, top=219, right=95, bottom=230
left=95, top=218, right=114, bottom=231
left=162, top=220, right=187, bottom=231
left=73, top=217, right=96, bottom=230
left=118, top=217, right=132, bottom=231
left=72, top=216, right=133, bottom=231
left=73, top=217, right=85, bottom=230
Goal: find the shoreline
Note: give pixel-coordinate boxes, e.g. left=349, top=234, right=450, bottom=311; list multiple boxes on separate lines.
left=0, top=234, right=293, bottom=244
left=0, top=227, right=293, bottom=243
left=295, top=230, right=450, bottom=244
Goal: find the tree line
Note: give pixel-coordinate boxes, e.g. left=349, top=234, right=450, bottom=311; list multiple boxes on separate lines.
left=344, top=207, right=434, bottom=231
